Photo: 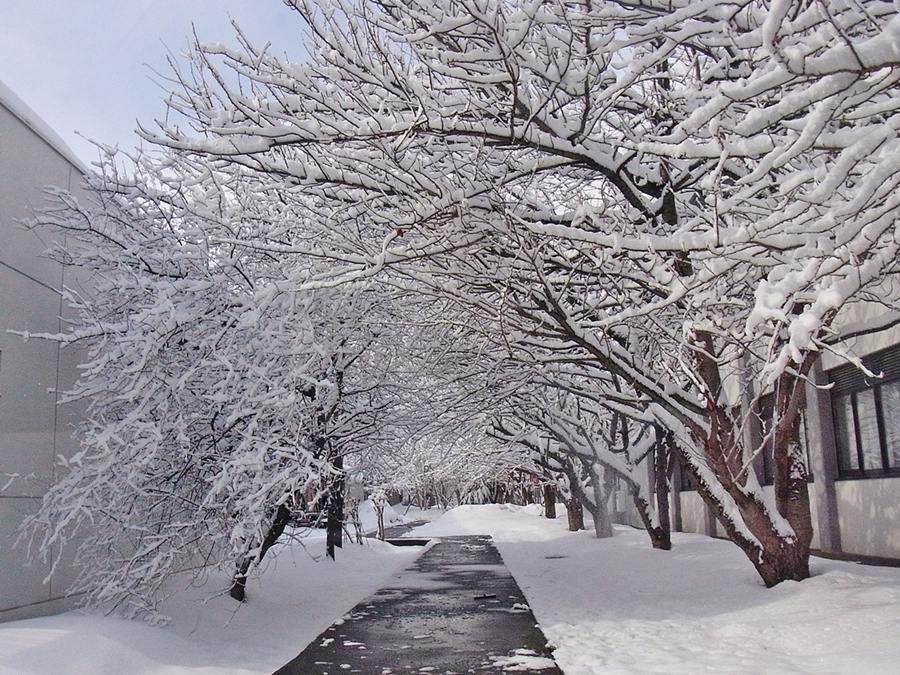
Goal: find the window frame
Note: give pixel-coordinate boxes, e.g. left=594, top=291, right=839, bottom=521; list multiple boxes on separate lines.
left=828, top=344, right=900, bottom=480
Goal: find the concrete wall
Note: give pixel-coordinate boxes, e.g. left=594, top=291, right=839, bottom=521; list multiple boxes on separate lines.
left=0, top=98, right=86, bottom=621
left=678, top=491, right=709, bottom=536
left=834, top=478, right=900, bottom=558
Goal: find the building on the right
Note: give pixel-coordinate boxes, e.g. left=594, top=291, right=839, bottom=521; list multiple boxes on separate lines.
left=803, top=294, right=900, bottom=561
left=668, top=294, right=900, bottom=561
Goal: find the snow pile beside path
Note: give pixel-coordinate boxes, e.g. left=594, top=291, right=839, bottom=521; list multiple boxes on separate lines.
left=411, top=505, right=900, bottom=675
left=393, top=503, right=447, bottom=524
left=0, top=531, right=421, bottom=675
left=356, top=499, right=406, bottom=533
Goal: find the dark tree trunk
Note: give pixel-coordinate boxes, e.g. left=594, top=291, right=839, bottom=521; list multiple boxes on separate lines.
left=543, top=484, right=557, bottom=519
left=631, top=481, right=671, bottom=550
left=564, top=475, right=586, bottom=532
left=772, top=371, right=814, bottom=561
left=565, top=497, right=584, bottom=531
left=641, top=431, right=674, bottom=550
left=522, top=483, right=535, bottom=505
left=674, top=425, right=811, bottom=586
left=326, top=454, right=345, bottom=560
left=230, top=503, right=292, bottom=602
left=676, top=330, right=814, bottom=587
left=375, top=503, right=385, bottom=540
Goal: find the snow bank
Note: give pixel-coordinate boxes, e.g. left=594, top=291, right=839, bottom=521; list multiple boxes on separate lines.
left=356, top=499, right=407, bottom=533
left=393, top=504, right=448, bottom=524
left=0, top=530, right=421, bottom=675
left=409, top=505, right=900, bottom=675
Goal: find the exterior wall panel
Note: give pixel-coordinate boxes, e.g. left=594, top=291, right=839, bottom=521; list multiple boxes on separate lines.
left=835, top=478, right=900, bottom=559
left=678, top=491, right=708, bottom=535
left=0, top=91, right=86, bottom=621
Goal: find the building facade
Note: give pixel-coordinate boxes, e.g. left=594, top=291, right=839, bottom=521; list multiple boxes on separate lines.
left=0, top=81, right=88, bottom=621
left=655, top=308, right=900, bottom=562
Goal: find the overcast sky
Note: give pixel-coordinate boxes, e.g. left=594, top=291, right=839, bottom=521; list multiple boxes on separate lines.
left=0, top=1, right=304, bottom=166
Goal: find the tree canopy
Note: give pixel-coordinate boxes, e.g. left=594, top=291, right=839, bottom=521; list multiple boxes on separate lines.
left=20, top=0, right=900, bottom=610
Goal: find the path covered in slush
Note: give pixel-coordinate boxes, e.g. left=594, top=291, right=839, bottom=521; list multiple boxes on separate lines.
left=273, top=534, right=561, bottom=674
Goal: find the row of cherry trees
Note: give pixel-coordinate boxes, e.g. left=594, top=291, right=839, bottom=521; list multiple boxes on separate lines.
left=23, top=154, right=531, bottom=614
left=21, top=153, right=456, bottom=613
left=145, top=0, right=900, bottom=586
left=21, top=0, right=900, bottom=613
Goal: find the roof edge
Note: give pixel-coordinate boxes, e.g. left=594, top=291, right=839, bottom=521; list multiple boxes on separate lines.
left=0, top=79, right=91, bottom=176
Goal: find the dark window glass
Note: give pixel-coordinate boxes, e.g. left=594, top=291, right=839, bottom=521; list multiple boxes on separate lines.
left=882, top=380, right=900, bottom=469
left=828, top=344, right=900, bottom=477
left=856, top=389, right=882, bottom=470
left=833, top=393, right=859, bottom=472
left=678, top=462, right=694, bottom=491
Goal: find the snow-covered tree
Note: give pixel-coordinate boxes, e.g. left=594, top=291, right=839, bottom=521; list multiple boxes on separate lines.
left=135, top=0, right=900, bottom=587
left=18, top=150, right=409, bottom=613
left=487, top=366, right=671, bottom=545
left=353, top=299, right=542, bottom=508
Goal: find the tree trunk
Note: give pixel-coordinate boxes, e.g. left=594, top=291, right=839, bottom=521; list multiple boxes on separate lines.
left=772, top=371, right=814, bottom=562
left=326, top=455, right=345, bottom=560
left=631, top=488, right=669, bottom=549
left=522, top=484, right=535, bottom=505
left=543, top=484, right=557, bottom=519
left=645, top=432, right=674, bottom=550
left=565, top=497, right=584, bottom=531
left=675, top=436, right=810, bottom=586
left=375, top=503, right=385, bottom=540
left=564, top=474, right=586, bottom=532
left=680, top=330, right=813, bottom=586
left=589, top=474, right=613, bottom=538
left=230, top=503, right=292, bottom=602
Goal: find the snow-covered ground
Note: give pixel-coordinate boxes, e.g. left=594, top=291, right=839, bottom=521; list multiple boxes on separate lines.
left=0, top=503, right=427, bottom=675
left=414, top=505, right=900, bottom=674
left=2, top=503, right=899, bottom=674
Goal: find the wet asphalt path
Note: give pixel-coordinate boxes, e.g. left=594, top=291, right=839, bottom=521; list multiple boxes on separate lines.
left=379, top=521, right=429, bottom=539
left=273, top=535, right=562, bottom=674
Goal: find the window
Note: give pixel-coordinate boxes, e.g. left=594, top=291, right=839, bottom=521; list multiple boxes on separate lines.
left=829, top=345, right=900, bottom=478
left=882, top=380, right=900, bottom=468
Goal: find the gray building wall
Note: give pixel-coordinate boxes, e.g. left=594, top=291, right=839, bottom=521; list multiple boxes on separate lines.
left=0, top=87, right=88, bottom=621
left=810, top=313, right=900, bottom=560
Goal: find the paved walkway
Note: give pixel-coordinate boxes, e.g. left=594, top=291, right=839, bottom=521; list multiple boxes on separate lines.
left=273, top=535, right=562, bottom=674
left=379, top=521, right=429, bottom=539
